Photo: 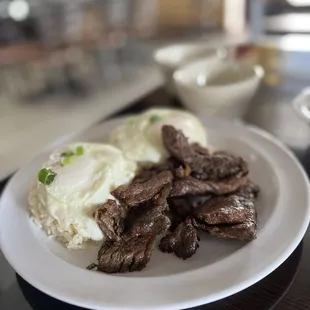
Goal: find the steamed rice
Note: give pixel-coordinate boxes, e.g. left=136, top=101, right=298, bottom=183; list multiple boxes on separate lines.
left=28, top=188, right=102, bottom=249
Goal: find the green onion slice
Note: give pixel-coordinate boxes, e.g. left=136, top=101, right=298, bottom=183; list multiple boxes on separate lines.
left=38, top=168, right=57, bottom=185
left=149, top=115, right=162, bottom=124
left=76, top=146, right=84, bottom=156
left=60, top=151, right=74, bottom=157
left=60, top=156, right=73, bottom=167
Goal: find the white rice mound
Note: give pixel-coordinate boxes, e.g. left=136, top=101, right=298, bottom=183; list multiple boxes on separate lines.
left=28, top=188, right=96, bottom=249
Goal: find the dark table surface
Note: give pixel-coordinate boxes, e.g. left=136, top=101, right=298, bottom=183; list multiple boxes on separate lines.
left=3, top=43, right=310, bottom=310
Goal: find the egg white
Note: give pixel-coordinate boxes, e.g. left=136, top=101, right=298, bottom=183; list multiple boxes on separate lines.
left=109, top=108, right=207, bottom=163
left=28, top=143, right=137, bottom=244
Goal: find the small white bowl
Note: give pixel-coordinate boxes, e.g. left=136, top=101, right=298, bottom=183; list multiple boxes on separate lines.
left=173, top=58, right=264, bottom=120
left=153, top=43, right=225, bottom=95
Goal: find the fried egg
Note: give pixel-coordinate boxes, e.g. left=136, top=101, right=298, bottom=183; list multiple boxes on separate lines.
left=28, top=143, right=137, bottom=248
left=109, top=108, right=207, bottom=163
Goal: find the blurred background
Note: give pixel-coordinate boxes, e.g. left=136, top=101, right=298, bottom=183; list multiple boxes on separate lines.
left=2, top=0, right=310, bottom=180
left=1, top=0, right=310, bottom=101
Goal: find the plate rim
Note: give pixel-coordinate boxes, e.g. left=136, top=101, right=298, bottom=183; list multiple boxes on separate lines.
left=1, top=115, right=309, bottom=310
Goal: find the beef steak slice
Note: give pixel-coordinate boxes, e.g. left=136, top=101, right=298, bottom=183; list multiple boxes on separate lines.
left=232, top=181, right=260, bottom=201
left=97, top=235, right=156, bottom=273
left=191, top=143, right=210, bottom=156
left=152, top=183, right=172, bottom=212
left=128, top=208, right=171, bottom=237
left=167, top=198, right=193, bottom=231
left=93, top=199, right=125, bottom=241
left=194, top=209, right=257, bottom=241
left=191, top=151, right=248, bottom=181
left=170, top=174, right=248, bottom=197
left=132, top=158, right=178, bottom=184
left=112, top=170, right=173, bottom=207
left=193, top=195, right=255, bottom=225
left=206, top=217, right=257, bottom=241
left=162, top=125, right=195, bottom=165
left=159, top=218, right=199, bottom=260
left=125, top=183, right=172, bottom=236
left=161, top=125, right=248, bottom=181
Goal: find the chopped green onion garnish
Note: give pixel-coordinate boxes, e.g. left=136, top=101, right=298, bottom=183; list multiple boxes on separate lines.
left=60, top=151, right=74, bottom=157
left=61, top=155, right=73, bottom=167
left=149, top=115, right=162, bottom=124
left=125, top=116, right=136, bottom=125
left=38, top=168, right=57, bottom=186
left=76, top=146, right=84, bottom=156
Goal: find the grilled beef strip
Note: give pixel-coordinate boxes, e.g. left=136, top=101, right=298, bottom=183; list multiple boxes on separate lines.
left=93, top=199, right=126, bottom=241
left=167, top=198, right=193, bottom=231
left=97, top=235, right=156, bottom=273
left=192, top=195, right=258, bottom=241
left=112, top=170, right=173, bottom=207
left=170, top=174, right=248, bottom=197
left=159, top=218, right=199, bottom=260
left=192, top=195, right=256, bottom=225
left=231, top=181, right=260, bottom=202
left=162, top=125, right=196, bottom=165
left=125, top=183, right=172, bottom=236
left=205, top=214, right=257, bottom=241
left=162, top=125, right=248, bottom=181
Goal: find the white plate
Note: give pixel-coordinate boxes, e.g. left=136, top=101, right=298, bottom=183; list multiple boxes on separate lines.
left=0, top=116, right=309, bottom=310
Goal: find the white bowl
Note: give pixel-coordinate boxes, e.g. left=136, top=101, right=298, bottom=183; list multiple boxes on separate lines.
left=153, top=43, right=224, bottom=95
left=173, top=58, right=264, bottom=120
